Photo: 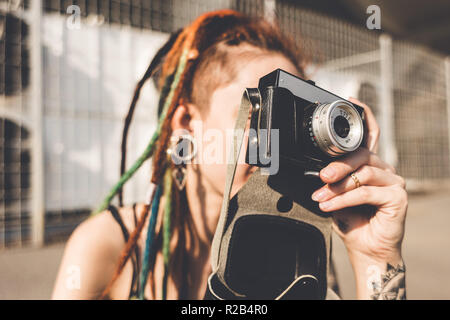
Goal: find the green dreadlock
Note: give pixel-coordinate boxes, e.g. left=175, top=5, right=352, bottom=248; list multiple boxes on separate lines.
left=92, top=47, right=191, bottom=215
left=161, top=167, right=173, bottom=299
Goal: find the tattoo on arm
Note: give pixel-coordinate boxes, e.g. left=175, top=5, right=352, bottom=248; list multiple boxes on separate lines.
left=370, top=263, right=406, bottom=300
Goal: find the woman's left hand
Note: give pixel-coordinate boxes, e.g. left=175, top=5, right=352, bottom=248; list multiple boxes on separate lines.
left=311, top=98, right=408, bottom=264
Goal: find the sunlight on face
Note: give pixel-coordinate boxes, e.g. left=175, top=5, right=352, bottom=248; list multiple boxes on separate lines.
left=191, top=52, right=301, bottom=196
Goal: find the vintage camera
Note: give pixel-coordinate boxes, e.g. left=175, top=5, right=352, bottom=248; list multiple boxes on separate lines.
left=245, top=69, right=366, bottom=175
left=205, top=69, right=366, bottom=300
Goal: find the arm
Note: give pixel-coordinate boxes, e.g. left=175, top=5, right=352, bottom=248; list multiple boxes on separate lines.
left=350, top=250, right=406, bottom=300
left=51, top=212, right=123, bottom=299
left=318, top=159, right=408, bottom=300
left=311, top=98, right=407, bottom=300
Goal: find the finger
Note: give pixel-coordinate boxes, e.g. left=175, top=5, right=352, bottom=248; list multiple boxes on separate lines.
left=318, top=185, right=407, bottom=213
left=320, top=147, right=396, bottom=184
left=348, top=97, right=380, bottom=154
left=312, top=165, right=405, bottom=202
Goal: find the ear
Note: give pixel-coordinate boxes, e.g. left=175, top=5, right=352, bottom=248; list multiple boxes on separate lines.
left=170, top=103, right=199, bottom=133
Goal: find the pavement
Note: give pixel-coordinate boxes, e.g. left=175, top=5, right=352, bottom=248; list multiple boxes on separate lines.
left=0, top=190, right=449, bottom=300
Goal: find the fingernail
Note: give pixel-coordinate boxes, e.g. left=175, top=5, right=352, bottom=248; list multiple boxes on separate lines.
left=312, top=188, right=328, bottom=201
left=321, top=167, right=336, bottom=180
left=319, top=200, right=333, bottom=210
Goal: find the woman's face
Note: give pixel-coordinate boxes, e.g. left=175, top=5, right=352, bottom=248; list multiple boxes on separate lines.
left=186, top=52, right=300, bottom=197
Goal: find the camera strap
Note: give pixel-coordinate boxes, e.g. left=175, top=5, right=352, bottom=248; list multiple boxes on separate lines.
left=211, top=88, right=259, bottom=271
left=205, top=88, right=335, bottom=300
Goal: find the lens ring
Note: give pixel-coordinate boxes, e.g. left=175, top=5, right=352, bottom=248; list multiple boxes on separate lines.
left=311, top=100, right=364, bottom=156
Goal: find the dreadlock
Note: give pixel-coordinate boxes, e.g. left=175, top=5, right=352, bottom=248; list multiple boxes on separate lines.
left=118, top=29, right=182, bottom=207
left=95, top=9, right=309, bottom=300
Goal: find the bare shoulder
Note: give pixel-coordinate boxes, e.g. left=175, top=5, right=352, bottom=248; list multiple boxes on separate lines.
left=66, top=202, right=148, bottom=259
left=51, top=204, right=145, bottom=299
left=68, top=209, right=125, bottom=256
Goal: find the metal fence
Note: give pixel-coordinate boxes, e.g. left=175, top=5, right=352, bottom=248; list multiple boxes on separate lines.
left=0, top=0, right=449, bottom=247
left=392, top=41, right=449, bottom=183
left=275, top=1, right=450, bottom=187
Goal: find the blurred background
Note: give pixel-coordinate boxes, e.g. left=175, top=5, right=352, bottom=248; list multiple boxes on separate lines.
left=0, top=0, right=449, bottom=299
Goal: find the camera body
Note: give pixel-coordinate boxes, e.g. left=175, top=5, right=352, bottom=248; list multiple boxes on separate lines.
left=206, top=69, right=357, bottom=300
left=245, top=69, right=366, bottom=173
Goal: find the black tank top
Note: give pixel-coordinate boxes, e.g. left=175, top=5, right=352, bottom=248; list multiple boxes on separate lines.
left=107, top=203, right=142, bottom=299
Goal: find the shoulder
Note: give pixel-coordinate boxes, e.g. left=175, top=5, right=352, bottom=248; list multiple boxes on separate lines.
left=69, top=202, right=148, bottom=255
left=52, top=204, right=146, bottom=299
left=68, top=209, right=125, bottom=257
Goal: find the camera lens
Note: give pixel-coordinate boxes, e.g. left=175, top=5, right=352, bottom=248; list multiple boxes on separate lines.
left=310, top=100, right=364, bottom=157
left=333, top=116, right=350, bottom=138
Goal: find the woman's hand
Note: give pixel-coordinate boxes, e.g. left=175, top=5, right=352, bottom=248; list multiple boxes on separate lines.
left=311, top=98, right=407, bottom=299
left=313, top=147, right=407, bottom=259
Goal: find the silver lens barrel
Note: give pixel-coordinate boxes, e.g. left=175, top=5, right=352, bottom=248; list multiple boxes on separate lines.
left=311, top=100, right=364, bottom=157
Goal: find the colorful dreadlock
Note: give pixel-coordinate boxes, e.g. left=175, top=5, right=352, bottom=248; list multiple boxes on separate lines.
left=95, top=8, right=309, bottom=300
left=97, top=44, right=193, bottom=299
left=161, top=167, right=173, bottom=299
left=96, top=11, right=238, bottom=299
left=93, top=10, right=239, bottom=214
left=118, top=30, right=182, bottom=207
left=138, top=184, right=162, bottom=299
left=92, top=46, right=191, bottom=215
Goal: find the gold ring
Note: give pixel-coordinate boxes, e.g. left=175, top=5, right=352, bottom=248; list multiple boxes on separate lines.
left=350, top=172, right=361, bottom=188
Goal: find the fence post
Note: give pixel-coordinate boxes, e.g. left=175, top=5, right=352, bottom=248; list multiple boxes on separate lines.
left=379, top=34, right=398, bottom=167
left=446, top=57, right=450, bottom=179
left=264, top=0, right=276, bottom=22
left=30, top=0, right=45, bottom=247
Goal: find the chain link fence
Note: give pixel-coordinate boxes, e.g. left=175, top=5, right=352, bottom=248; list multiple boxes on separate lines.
left=276, top=1, right=450, bottom=188
left=392, top=41, right=449, bottom=184
left=0, top=0, right=448, bottom=247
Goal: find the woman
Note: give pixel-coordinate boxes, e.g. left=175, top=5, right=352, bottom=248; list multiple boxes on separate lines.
left=52, top=10, right=407, bottom=300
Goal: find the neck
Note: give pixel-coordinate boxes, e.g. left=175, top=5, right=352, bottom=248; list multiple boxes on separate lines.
left=184, top=165, right=223, bottom=248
